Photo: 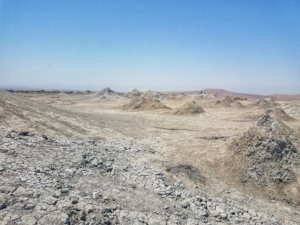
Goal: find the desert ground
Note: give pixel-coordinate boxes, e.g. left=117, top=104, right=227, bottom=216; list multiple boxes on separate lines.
left=0, top=88, right=300, bottom=225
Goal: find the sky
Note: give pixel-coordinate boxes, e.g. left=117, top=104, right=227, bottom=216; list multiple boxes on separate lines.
left=0, top=0, right=299, bottom=94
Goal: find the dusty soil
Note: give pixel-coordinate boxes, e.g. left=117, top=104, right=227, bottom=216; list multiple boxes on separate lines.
left=0, top=91, right=300, bottom=225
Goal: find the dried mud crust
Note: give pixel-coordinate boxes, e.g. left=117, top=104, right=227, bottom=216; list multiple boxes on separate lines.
left=0, top=127, right=285, bottom=225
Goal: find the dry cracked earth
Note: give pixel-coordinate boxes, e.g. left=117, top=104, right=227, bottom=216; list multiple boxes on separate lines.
left=0, top=89, right=300, bottom=225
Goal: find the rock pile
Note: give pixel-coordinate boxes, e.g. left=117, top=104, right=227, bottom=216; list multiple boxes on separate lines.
left=172, top=101, right=205, bottom=115
left=227, top=114, right=300, bottom=204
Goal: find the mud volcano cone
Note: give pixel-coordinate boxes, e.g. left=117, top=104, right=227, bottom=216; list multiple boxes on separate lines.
left=173, top=101, right=205, bottom=115
left=227, top=114, right=300, bottom=204
left=266, top=107, right=296, bottom=121
left=122, top=96, right=170, bottom=111
left=254, top=98, right=277, bottom=109
left=215, top=96, right=243, bottom=107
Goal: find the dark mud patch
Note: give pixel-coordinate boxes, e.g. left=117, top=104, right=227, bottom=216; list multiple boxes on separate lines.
left=198, top=136, right=229, bottom=140
left=166, top=164, right=206, bottom=183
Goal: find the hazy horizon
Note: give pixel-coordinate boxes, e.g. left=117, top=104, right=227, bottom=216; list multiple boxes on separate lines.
left=2, top=85, right=300, bottom=96
left=1, top=0, right=300, bottom=94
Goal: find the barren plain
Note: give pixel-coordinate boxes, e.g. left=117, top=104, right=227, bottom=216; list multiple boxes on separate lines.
left=0, top=89, right=300, bottom=225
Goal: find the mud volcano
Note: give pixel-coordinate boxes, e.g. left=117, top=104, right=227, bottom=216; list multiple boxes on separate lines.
left=253, top=98, right=277, bottom=109
left=173, top=101, right=205, bottom=115
left=215, top=96, right=243, bottom=107
left=122, top=96, right=170, bottom=111
left=266, top=107, right=296, bottom=121
left=227, top=114, right=300, bottom=204
left=93, top=87, right=118, bottom=99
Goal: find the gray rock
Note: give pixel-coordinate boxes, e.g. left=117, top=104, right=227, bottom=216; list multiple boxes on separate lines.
left=181, top=200, right=190, bottom=209
left=43, top=196, right=58, bottom=205
left=71, top=197, right=79, bottom=204
left=199, top=210, right=208, bottom=217
left=53, top=191, right=61, bottom=198
left=21, top=214, right=37, bottom=225
left=13, top=186, right=33, bottom=197
left=61, top=188, right=69, bottom=194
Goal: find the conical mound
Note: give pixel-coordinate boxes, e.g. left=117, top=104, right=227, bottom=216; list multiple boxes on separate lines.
left=255, top=113, right=294, bottom=134
left=101, top=87, right=114, bottom=95
left=266, top=107, right=296, bottom=122
left=227, top=114, right=300, bottom=204
left=253, top=98, right=277, bottom=109
left=215, top=96, right=243, bottom=107
left=92, top=87, right=117, bottom=99
left=173, top=101, right=205, bottom=115
left=122, top=96, right=170, bottom=111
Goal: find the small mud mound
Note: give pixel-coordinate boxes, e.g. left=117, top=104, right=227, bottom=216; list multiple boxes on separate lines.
left=253, top=98, right=277, bottom=109
left=92, top=87, right=127, bottom=101
left=122, top=96, right=170, bottom=111
left=100, top=87, right=114, bottom=95
left=166, top=165, right=206, bottom=183
left=93, top=87, right=119, bottom=99
left=266, top=107, right=296, bottom=122
left=172, top=101, right=205, bottom=115
left=227, top=114, right=300, bottom=204
left=215, top=96, right=243, bottom=107
left=93, top=87, right=115, bottom=97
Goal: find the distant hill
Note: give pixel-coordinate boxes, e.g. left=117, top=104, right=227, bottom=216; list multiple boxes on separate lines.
left=200, top=88, right=300, bottom=101
left=201, top=88, right=265, bottom=99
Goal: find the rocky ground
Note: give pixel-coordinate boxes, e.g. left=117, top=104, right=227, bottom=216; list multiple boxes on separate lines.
left=0, top=127, right=286, bottom=225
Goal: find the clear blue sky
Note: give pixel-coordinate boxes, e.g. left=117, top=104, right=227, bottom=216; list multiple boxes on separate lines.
left=0, top=0, right=299, bottom=94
